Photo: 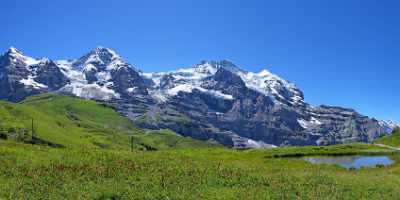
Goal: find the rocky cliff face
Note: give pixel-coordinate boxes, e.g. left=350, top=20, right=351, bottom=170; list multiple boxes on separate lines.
left=0, top=47, right=397, bottom=148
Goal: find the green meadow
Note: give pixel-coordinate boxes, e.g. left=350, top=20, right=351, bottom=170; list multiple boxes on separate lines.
left=0, top=141, right=399, bottom=199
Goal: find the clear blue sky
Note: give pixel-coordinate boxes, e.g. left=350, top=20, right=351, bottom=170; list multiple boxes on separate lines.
left=1, top=0, right=399, bottom=121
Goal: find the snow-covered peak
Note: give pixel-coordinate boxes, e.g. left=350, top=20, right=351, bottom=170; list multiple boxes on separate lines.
left=86, top=47, right=122, bottom=65
left=192, top=61, right=303, bottom=104
left=168, top=60, right=242, bottom=79
left=38, top=58, right=52, bottom=64
left=8, top=47, right=20, bottom=54
left=144, top=60, right=305, bottom=105
left=258, top=69, right=272, bottom=77
left=144, top=60, right=241, bottom=102
left=195, top=60, right=243, bottom=73
left=92, top=46, right=120, bottom=58
left=236, top=68, right=304, bottom=105
left=4, top=47, right=40, bottom=66
left=72, top=47, right=133, bottom=71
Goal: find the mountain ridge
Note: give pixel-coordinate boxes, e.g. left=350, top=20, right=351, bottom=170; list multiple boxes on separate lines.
left=0, top=47, right=398, bottom=148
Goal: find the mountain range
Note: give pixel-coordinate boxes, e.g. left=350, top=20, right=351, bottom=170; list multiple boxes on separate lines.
left=0, top=47, right=398, bottom=148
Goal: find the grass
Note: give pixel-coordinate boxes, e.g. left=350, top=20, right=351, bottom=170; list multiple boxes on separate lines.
left=0, top=93, right=219, bottom=150
left=375, top=128, right=400, bottom=148
left=0, top=141, right=399, bottom=199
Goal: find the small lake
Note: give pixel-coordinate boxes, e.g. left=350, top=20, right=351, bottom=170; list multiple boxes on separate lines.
left=303, top=155, right=394, bottom=169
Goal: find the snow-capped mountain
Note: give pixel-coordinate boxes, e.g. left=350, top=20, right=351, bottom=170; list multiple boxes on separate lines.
left=56, top=47, right=149, bottom=101
left=0, top=47, right=69, bottom=101
left=0, top=47, right=395, bottom=148
left=144, top=60, right=304, bottom=106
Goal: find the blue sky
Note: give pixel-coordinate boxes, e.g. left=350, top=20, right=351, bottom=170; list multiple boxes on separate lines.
left=1, top=0, right=399, bottom=121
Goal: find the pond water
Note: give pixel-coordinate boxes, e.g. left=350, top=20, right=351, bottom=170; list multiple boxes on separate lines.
left=303, top=155, right=394, bottom=169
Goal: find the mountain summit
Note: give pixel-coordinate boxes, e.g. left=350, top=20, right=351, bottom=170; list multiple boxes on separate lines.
left=0, top=47, right=395, bottom=148
left=71, top=47, right=134, bottom=71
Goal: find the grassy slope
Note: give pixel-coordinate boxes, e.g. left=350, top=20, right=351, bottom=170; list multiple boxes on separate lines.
left=375, top=128, right=400, bottom=148
left=0, top=141, right=399, bottom=199
left=0, top=93, right=219, bottom=150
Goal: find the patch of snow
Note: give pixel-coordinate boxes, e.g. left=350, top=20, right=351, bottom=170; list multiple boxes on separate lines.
left=59, top=83, right=120, bottom=101
left=258, top=69, right=272, bottom=77
left=83, top=63, right=97, bottom=72
left=297, top=119, right=309, bottom=129
left=57, top=60, right=87, bottom=84
left=166, top=84, right=195, bottom=96
left=246, top=139, right=277, bottom=149
left=148, top=90, right=168, bottom=103
left=196, top=87, right=234, bottom=100
left=298, top=117, right=323, bottom=130
left=231, top=133, right=277, bottom=149
left=310, top=117, right=322, bottom=125
left=126, top=87, right=137, bottom=93
left=143, top=72, right=165, bottom=86
left=96, top=71, right=112, bottom=83
left=19, top=76, right=48, bottom=89
left=156, top=80, right=233, bottom=101
left=56, top=60, right=75, bottom=69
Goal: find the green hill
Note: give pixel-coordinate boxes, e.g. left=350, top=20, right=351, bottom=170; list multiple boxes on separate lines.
left=0, top=93, right=220, bottom=150
left=375, top=128, right=400, bottom=148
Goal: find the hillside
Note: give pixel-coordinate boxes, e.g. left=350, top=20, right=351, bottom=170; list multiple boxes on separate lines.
left=0, top=93, right=220, bottom=150
left=375, top=128, right=400, bottom=148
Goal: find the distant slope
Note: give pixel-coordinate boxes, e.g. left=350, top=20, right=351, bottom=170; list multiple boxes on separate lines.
left=375, top=128, right=400, bottom=148
left=136, top=129, right=221, bottom=150
left=0, top=93, right=220, bottom=150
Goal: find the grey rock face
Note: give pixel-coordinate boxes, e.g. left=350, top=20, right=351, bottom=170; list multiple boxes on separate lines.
left=34, top=59, right=69, bottom=90
left=110, top=66, right=149, bottom=98
left=0, top=47, right=394, bottom=148
left=303, top=105, right=388, bottom=145
left=201, top=68, right=249, bottom=98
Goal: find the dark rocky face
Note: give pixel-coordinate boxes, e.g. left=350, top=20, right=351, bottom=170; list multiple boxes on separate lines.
left=110, top=66, right=149, bottom=98
left=83, top=68, right=98, bottom=84
left=34, top=60, right=69, bottom=90
left=201, top=68, right=248, bottom=98
left=159, top=74, right=176, bottom=90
